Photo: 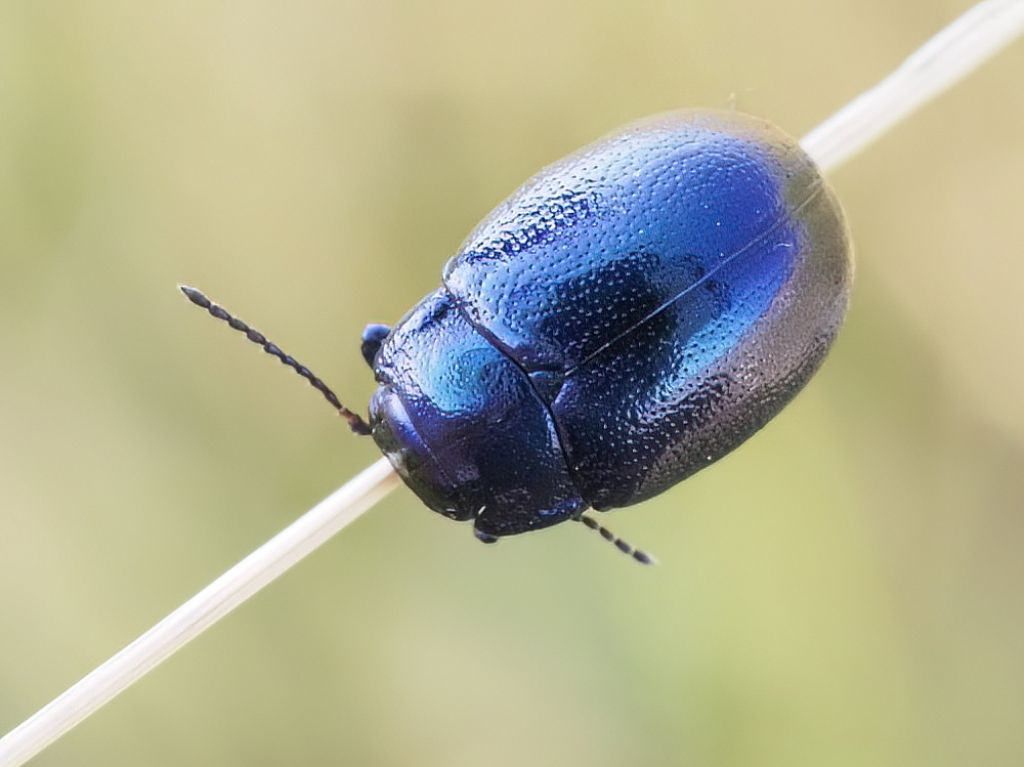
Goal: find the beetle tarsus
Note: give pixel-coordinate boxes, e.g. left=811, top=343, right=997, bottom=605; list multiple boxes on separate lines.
left=577, top=514, right=656, bottom=565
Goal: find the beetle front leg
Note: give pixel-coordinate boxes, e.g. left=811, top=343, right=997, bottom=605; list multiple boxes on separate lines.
left=473, top=527, right=499, bottom=544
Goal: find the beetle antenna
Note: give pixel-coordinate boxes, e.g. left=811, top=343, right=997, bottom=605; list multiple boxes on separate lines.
left=178, top=285, right=372, bottom=435
left=577, top=514, right=657, bottom=565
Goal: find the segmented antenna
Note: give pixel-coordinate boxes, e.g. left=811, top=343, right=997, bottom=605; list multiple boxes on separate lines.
left=577, top=514, right=657, bottom=566
left=179, top=285, right=372, bottom=436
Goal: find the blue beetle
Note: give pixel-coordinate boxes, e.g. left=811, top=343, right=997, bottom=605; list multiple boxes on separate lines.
left=183, top=109, right=851, bottom=563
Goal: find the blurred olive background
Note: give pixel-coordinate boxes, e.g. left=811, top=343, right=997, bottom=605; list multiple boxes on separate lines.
left=1, top=1, right=1022, bottom=765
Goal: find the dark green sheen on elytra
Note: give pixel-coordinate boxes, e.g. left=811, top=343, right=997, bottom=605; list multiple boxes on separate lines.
left=367, top=110, right=852, bottom=541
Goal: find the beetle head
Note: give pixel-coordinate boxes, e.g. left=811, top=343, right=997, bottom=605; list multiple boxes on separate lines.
left=368, top=384, right=476, bottom=521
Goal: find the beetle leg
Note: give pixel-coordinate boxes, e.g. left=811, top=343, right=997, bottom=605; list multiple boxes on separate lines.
left=471, top=506, right=498, bottom=543
left=473, top=528, right=499, bottom=544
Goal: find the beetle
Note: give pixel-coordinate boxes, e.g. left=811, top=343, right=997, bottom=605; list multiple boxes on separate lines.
left=182, top=109, right=852, bottom=564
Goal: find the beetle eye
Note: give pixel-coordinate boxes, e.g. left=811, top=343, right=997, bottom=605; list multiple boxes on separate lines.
left=360, top=323, right=391, bottom=368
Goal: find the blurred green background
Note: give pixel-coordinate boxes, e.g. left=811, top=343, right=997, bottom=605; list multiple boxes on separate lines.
left=1, top=1, right=1022, bottom=765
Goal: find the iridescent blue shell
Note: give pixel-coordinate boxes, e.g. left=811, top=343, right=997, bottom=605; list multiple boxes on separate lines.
left=369, top=109, right=852, bottom=539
